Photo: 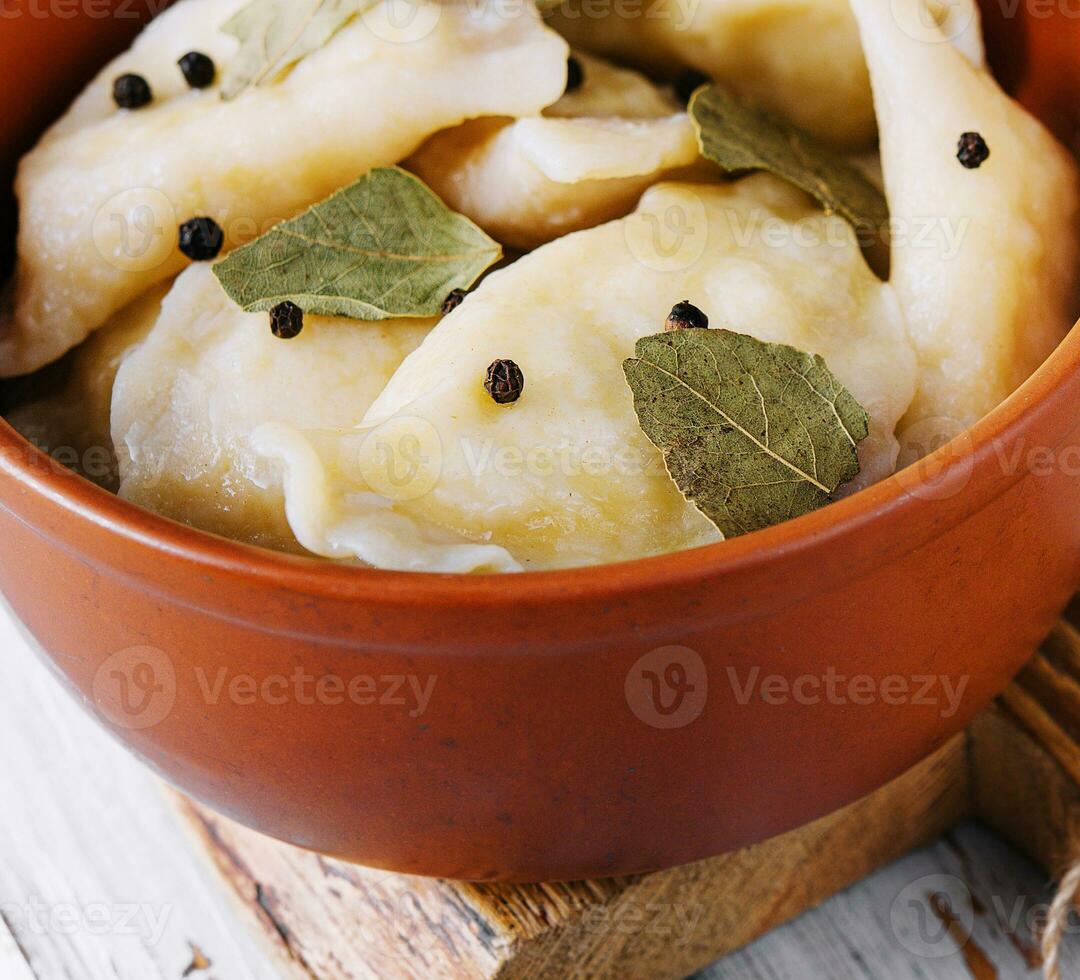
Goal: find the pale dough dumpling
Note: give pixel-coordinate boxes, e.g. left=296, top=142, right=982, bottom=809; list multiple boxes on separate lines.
left=111, top=266, right=433, bottom=554
left=548, top=0, right=985, bottom=150
left=255, top=176, right=918, bottom=573
left=1, top=0, right=568, bottom=377
left=5, top=286, right=167, bottom=491
left=408, top=52, right=705, bottom=249
left=850, top=0, right=1080, bottom=449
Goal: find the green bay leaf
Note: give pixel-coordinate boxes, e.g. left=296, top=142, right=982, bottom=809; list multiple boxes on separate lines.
left=689, top=84, right=889, bottom=236
left=220, top=0, right=373, bottom=100
left=213, top=167, right=503, bottom=320
left=623, top=329, right=870, bottom=538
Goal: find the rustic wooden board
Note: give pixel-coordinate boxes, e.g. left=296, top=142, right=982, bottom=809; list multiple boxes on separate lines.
left=167, top=616, right=1080, bottom=980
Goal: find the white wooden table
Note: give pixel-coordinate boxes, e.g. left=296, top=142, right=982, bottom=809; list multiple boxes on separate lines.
left=0, top=603, right=1075, bottom=979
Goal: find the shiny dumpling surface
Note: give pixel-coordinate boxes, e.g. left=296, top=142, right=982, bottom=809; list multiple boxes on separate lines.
left=5, top=286, right=167, bottom=492
left=111, top=265, right=434, bottom=554
left=407, top=52, right=705, bottom=249
left=1, top=0, right=567, bottom=377
left=547, top=0, right=985, bottom=151
left=255, top=175, right=918, bottom=573
left=850, top=0, right=1080, bottom=453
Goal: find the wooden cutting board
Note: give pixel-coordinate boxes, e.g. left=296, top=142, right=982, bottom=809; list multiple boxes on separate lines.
left=168, top=615, right=1080, bottom=980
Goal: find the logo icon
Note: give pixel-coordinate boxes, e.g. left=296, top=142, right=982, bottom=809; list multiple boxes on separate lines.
left=625, top=194, right=709, bottom=273
left=92, top=187, right=176, bottom=273
left=625, top=646, right=708, bottom=729
left=351, top=416, right=443, bottom=502
left=890, top=0, right=977, bottom=48
left=890, top=873, right=974, bottom=960
left=361, top=0, right=443, bottom=45
left=894, top=416, right=975, bottom=502
left=92, top=645, right=176, bottom=731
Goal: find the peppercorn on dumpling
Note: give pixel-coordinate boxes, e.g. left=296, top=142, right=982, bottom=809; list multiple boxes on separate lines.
left=850, top=0, right=1080, bottom=448
left=548, top=0, right=985, bottom=151
left=408, top=52, right=706, bottom=250
left=254, top=176, right=918, bottom=572
left=110, top=265, right=434, bottom=553
left=0, top=0, right=568, bottom=378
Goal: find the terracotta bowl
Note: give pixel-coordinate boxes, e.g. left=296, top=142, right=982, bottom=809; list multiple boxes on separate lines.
left=1, top=3, right=1079, bottom=883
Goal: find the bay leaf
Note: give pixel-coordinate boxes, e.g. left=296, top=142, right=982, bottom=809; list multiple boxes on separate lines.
left=220, top=0, right=373, bottom=100
left=213, top=167, right=503, bottom=320
left=623, top=328, right=869, bottom=538
left=689, top=84, right=889, bottom=236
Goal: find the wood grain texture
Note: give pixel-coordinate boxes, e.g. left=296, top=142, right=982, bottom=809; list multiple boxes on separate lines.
left=170, top=618, right=1080, bottom=980
left=0, top=601, right=280, bottom=980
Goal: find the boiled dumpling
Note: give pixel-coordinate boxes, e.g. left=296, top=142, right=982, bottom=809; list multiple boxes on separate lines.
left=547, top=0, right=985, bottom=150
left=407, top=52, right=706, bottom=249
left=111, top=265, right=433, bottom=553
left=255, top=175, right=918, bottom=572
left=1, top=0, right=568, bottom=377
left=4, top=286, right=167, bottom=491
left=850, top=0, right=1080, bottom=451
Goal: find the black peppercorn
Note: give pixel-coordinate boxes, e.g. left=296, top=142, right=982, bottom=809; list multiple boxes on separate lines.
left=665, top=300, right=709, bottom=332
left=270, top=301, right=304, bottom=340
left=113, top=73, right=153, bottom=110
left=674, top=69, right=710, bottom=108
left=484, top=359, right=524, bottom=405
left=441, top=288, right=468, bottom=315
left=178, top=217, right=225, bottom=261
left=178, top=51, right=217, bottom=89
left=565, top=56, right=585, bottom=95
left=957, top=132, right=990, bottom=169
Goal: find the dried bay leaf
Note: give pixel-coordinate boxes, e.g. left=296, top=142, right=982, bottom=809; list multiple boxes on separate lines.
left=623, top=329, right=869, bottom=538
left=220, top=0, right=374, bottom=100
left=213, top=167, right=503, bottom=320
left=689, top=84, right=889, bottom=237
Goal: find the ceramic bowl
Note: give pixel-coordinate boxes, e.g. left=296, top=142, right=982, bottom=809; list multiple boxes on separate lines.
left=0, top=2, right=1078, bottom=882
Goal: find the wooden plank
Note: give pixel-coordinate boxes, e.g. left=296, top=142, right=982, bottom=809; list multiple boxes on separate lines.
left=0, top=604, right=280, bottom=980
left=703, top=822, right=1080, bottom=979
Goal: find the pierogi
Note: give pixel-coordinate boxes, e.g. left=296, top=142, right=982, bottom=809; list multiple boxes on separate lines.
left=5, top=286, right=167, bottom=491
left=2, top=0, right=1078, bottom=574
left=254, top=176, right=917, bottom=572
left=408, top=52, right=706, bottom=249
left=849, top=0, right=1080, bottom=450
left=548, top=0, right=986, bottom=150
left=1, top=0, right=567, bottom=377
left=111, top=266, right=433, bottom=553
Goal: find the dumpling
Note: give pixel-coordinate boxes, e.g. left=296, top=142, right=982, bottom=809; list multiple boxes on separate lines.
left=407, top=52, right=706, bottom=249
left=547, top=0, right=985, bottom=150
left=255, top=175, right=918, bottom=572
left=850, top=0, right=1080, bottom=451
left=111, top=265, right=433, bottom=554
left=1, top=0, right=568, bottom=377
left=4, top=286, right=167, bottom=491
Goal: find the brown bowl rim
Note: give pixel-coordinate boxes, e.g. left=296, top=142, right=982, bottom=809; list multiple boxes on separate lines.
left=1, top=317, right=1077, bottom=606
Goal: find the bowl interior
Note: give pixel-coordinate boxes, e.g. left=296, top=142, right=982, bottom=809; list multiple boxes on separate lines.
left=0, top=2, right=1078, bottom=598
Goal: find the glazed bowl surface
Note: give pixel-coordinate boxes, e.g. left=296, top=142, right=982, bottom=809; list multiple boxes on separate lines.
left=1, top=2, right=1079, bottom=882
